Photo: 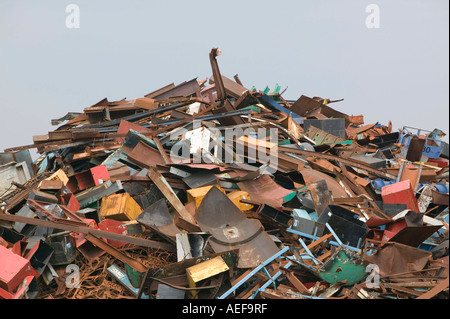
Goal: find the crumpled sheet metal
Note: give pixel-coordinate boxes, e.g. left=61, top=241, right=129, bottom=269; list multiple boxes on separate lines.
left=195, top=186, right=279, bottom=268
left=364, top=242, right=432, bottom=277
left=299, top=168, right=349, bottom=198
left=136, top=199, right=182, bottom=242
left=1, top=47, right=448, bottom=300
left=318, top=246, right=368, bottom=286
left=237, top=174, right=293, bottom=208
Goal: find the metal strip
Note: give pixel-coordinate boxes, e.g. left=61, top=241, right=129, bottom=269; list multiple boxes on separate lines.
left=0, top=213, right=176, bottom=252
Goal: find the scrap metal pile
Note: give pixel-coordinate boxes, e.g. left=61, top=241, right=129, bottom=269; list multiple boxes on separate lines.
left=0, top=48, right=448, bottom=300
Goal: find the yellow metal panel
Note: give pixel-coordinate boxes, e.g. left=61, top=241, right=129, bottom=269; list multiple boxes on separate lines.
left=99, top=193, right=142, bottom=221
left=186, top=185, right=225, bottom=208
left=186, top=256, right=229, bottom=298
left=227, top=190, right=253, bottom=211
left=45, top=169, right=69, bottom=186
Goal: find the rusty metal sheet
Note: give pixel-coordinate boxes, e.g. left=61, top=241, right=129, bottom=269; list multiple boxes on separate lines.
left=115, top=120, right=152, bottom=144
left=308, top=180, right=333, bottom=217
left=279, top=146, right=397, bottom=180
left=150, top=78, right=200, bottom=101
left=195, top=186, right=279, bottom=268
left=299, top=168, right=349, bottom=198
left=289, top=95, right=351, bottom=127
left=237, top=174, right=293, bottom=208
left=387, top=225, right=443, bottom=247
left=209, top=74, right=248, bottom=100
left=346, top=123, right=377, bottom=139
left=145, top=83, right=176, bottom=99
left=0, top=213, right=176, bottom=252
left=406, top=135, right=426, bottom=162
left=136, top=199, right=182, bottom=242
left=182, top=170, right=218, bottom=189
left=399, top=164, right=421, bottom=191
left=364, top=242, right=431, bottom=276
left=304, top=125, right=346, bottom=145
left=431, top=189, right=449, bottom=206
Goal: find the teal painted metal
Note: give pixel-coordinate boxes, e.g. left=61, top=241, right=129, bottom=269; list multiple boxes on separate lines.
left=125, top=263, right=146, bottom=289
left=317, top=246, right=368, bottom=286
left=107, top=264, right=149, bottom=299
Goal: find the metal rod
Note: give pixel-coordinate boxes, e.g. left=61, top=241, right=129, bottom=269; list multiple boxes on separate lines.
left=217, top=246, right=290, bottom=299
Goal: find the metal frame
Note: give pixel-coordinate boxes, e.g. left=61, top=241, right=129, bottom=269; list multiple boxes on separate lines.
left=287, top=223, right=361, bottom=253
left=217, top=246, right=290, bottom=299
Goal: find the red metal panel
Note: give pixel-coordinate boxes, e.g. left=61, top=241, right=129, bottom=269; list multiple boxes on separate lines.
left=0, top=245, right=33, bottom=293
left=61, top=193, right=81, bottom=212
left=72, top=218, right=106, bottom=261
left=381, top=230, right=397, bottom=245
left=98, top=219, right=127, bottom=248
left=427, top=158, right=449, bottom=168
left=0, top=275, right=34, bottom=299
left=381, top=180, right=420, bottom=212
left=115, top=120, right=151, bottom=144
left=385, top=219, right=408, bottom=234
left=90, top=165, right=110, bottom=185
left=71, top=165, right=110, bottom=191
left=75, top=170, right=94, bottom=190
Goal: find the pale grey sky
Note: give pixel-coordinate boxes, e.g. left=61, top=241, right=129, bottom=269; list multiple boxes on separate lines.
left=1, top=0, right=449, bottom=159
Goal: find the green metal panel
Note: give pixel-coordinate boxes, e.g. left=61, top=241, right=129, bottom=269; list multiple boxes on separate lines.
left=318, top=246, right=368, bottom=286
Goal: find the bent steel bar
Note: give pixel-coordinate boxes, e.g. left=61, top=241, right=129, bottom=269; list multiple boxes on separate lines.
left=250, top=261, right=293, bottom=299
left=0, top=213, right=176, bottom=252
left=287, top=225, right=361, bottom=253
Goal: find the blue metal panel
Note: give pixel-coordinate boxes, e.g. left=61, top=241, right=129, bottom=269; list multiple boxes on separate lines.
left=260, top=94, right=303, bottom=124
left=399, top=126, right=444, bottom=159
